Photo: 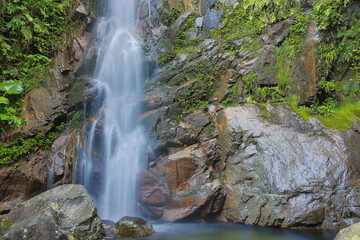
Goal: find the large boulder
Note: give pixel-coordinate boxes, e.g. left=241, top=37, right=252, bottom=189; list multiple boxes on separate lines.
left=334, top=222, right=360, bottom=240
left=0, top=184, right=105, bottom=239
left=219, top=104, right=360, bottom=229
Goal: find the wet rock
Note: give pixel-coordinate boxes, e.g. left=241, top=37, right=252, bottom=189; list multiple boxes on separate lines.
left=204, top=9, right=224, bottom=34
left=183, top=111, right=210, bottom=136
left=261, top=18, right=294, bottom=46
left=0, top=150, right=49, bottom=214
left=292, top=21, right=320, bottom=104
left=138, top=170, right=170, bottom=218
left=166, top=11, right=199, bottom=44
left=138, top=3, right=149, bottom=19
left=200, top=0, right=220, bottom=15
left=0, top=184, right=105, bottom=240
left=196, top=17, right=204, bottom=28
left=251, top=45, right=277, bottom=86
left=48, top=130, right=80, bottom=188
left=112, top=216, right=154, bottom=237
left=334, top=222, right=360, bottom=240
left=161, top=179, right=226, bottom=222
left=21, top=87, right=67, bottom=136
left=142, top=87, right=172, bottom=111
left=139, top=143, right=226, bottom=222
left=220, top=104, right=360, bottom=229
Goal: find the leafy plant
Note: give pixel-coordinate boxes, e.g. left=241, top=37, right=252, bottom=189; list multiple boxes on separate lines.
left=0, top=0, right=70, bottom=127
left=158, top=8, right=180, bottom=26
left=222, top=83, right=238, bottom=106
left=174, top=16, right=198, bottom=50
left=0, top=80, right=25, bottom=126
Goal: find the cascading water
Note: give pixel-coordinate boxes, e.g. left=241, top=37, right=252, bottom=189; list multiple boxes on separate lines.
left=76, top=0, right=146, bottom=221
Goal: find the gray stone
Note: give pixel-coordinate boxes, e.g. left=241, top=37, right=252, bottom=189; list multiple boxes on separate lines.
left=76, top=3, right=88, bottom=17
left=334, top=222, right=360, bottom=240
left=204, top=9, right=223, bottom=33
left=21, top=87, right=67, bottom=136
left=0, top=184, right=105, bottom=240
left=112, top=216, right=154, bottom=237
left=221, top=104, right=360, bottom=229
left=196, top=17, right=204, bottom=28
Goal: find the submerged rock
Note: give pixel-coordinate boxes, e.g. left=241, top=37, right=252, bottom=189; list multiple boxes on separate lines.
left=0, top=184, right=105, bottom=240
left=112, top=216, right=154, bottom=237
left=334, top=222, right=360, bottom=240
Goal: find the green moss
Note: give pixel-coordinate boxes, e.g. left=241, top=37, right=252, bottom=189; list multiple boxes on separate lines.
left=221, top=83, right=238, bottom=106
left=174, top=16, right=198, bottom=51
left=255, top=103, right=270, bottom=119
left=174, top=81, right=209, bottom=111
left=202, top=124, right=214, bottom=137
left=0, top=126, right=64, bottom=166
left=158, top=8, right=180, bottom=26
left=290, top=104, right=311, bottom=121
left=317, top=101, right=360, bottom=131
left=243, top=72, right=258, bottom=95
left=211, top=0, right=297, bottom=41
left=158, top=52, right=176, bottom=66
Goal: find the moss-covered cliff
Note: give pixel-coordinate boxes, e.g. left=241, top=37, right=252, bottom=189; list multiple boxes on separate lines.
left=0, top=0, right=360, bottom=231
left=137, top=0, right=360, bottom=230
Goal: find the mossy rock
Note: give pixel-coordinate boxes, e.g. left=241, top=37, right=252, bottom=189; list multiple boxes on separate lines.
left=335, top=222, right=360, bottom=240
left=113, top=216, right=155, bottom=238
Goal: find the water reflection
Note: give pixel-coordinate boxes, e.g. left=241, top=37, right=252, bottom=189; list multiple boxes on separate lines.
left=139, top=223, right=336, bottom=240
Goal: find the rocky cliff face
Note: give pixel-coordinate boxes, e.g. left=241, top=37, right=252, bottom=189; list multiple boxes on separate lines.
left=1, top=0, right=359, bottom=232
left=136, top=0, right=360, bottom=230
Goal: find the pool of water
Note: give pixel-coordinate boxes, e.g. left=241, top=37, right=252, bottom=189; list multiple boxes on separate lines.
left=137, top=223, right=337, bottom=240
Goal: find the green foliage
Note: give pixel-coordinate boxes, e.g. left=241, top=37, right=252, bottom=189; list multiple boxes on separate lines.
left=222, top=83, right=238, bottom=106
left=67, top=110, right=84, bottom=129
left=314, top=0, right=360, bottom=89
left=174, top=16, right=199, bottom=51
left=243, top=71, right=285, bottom=103
left=174, top=61, right=224, bottom=112
left=0, top=0, right=70, bottom=127
left=243, top=72, right=258, bottom=95
left=212, top=0, right=300, bottom=41
left=311, top=0, right=349, bottom=31
left=0, top=131, right=60, bottom=166
left=174, top=81, right=209, bottom=112
left=281, top=9, right=309, bottom=59
left=158, top=8, right=180, bottom=26
left=308, top=98, right=338, bottom=116
left=158, top=52, right=175, bottom=66
left=203, top=124, right=214, bottom=138
left=0, top=80, right=25, bottom=127
left=317, top=101, right=360, bottom=131
left=272, top=48, right=291, bottom=88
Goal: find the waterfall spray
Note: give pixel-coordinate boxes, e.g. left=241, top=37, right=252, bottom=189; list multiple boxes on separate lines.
left=77, top=0, right=146, bottom=221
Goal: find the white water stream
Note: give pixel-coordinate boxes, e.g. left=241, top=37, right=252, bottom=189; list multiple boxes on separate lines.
left=76, top=0, right=146, bottom=221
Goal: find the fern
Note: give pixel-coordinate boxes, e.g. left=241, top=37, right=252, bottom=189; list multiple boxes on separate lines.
left=21, top=26, right=32, bottom=41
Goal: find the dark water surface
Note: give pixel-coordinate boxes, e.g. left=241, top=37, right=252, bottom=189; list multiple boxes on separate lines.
left=139, top=223, right=337, bottom=240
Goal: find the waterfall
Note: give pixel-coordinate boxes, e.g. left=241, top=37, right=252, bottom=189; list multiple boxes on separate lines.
left=76, top=0, right=146, bottom=221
